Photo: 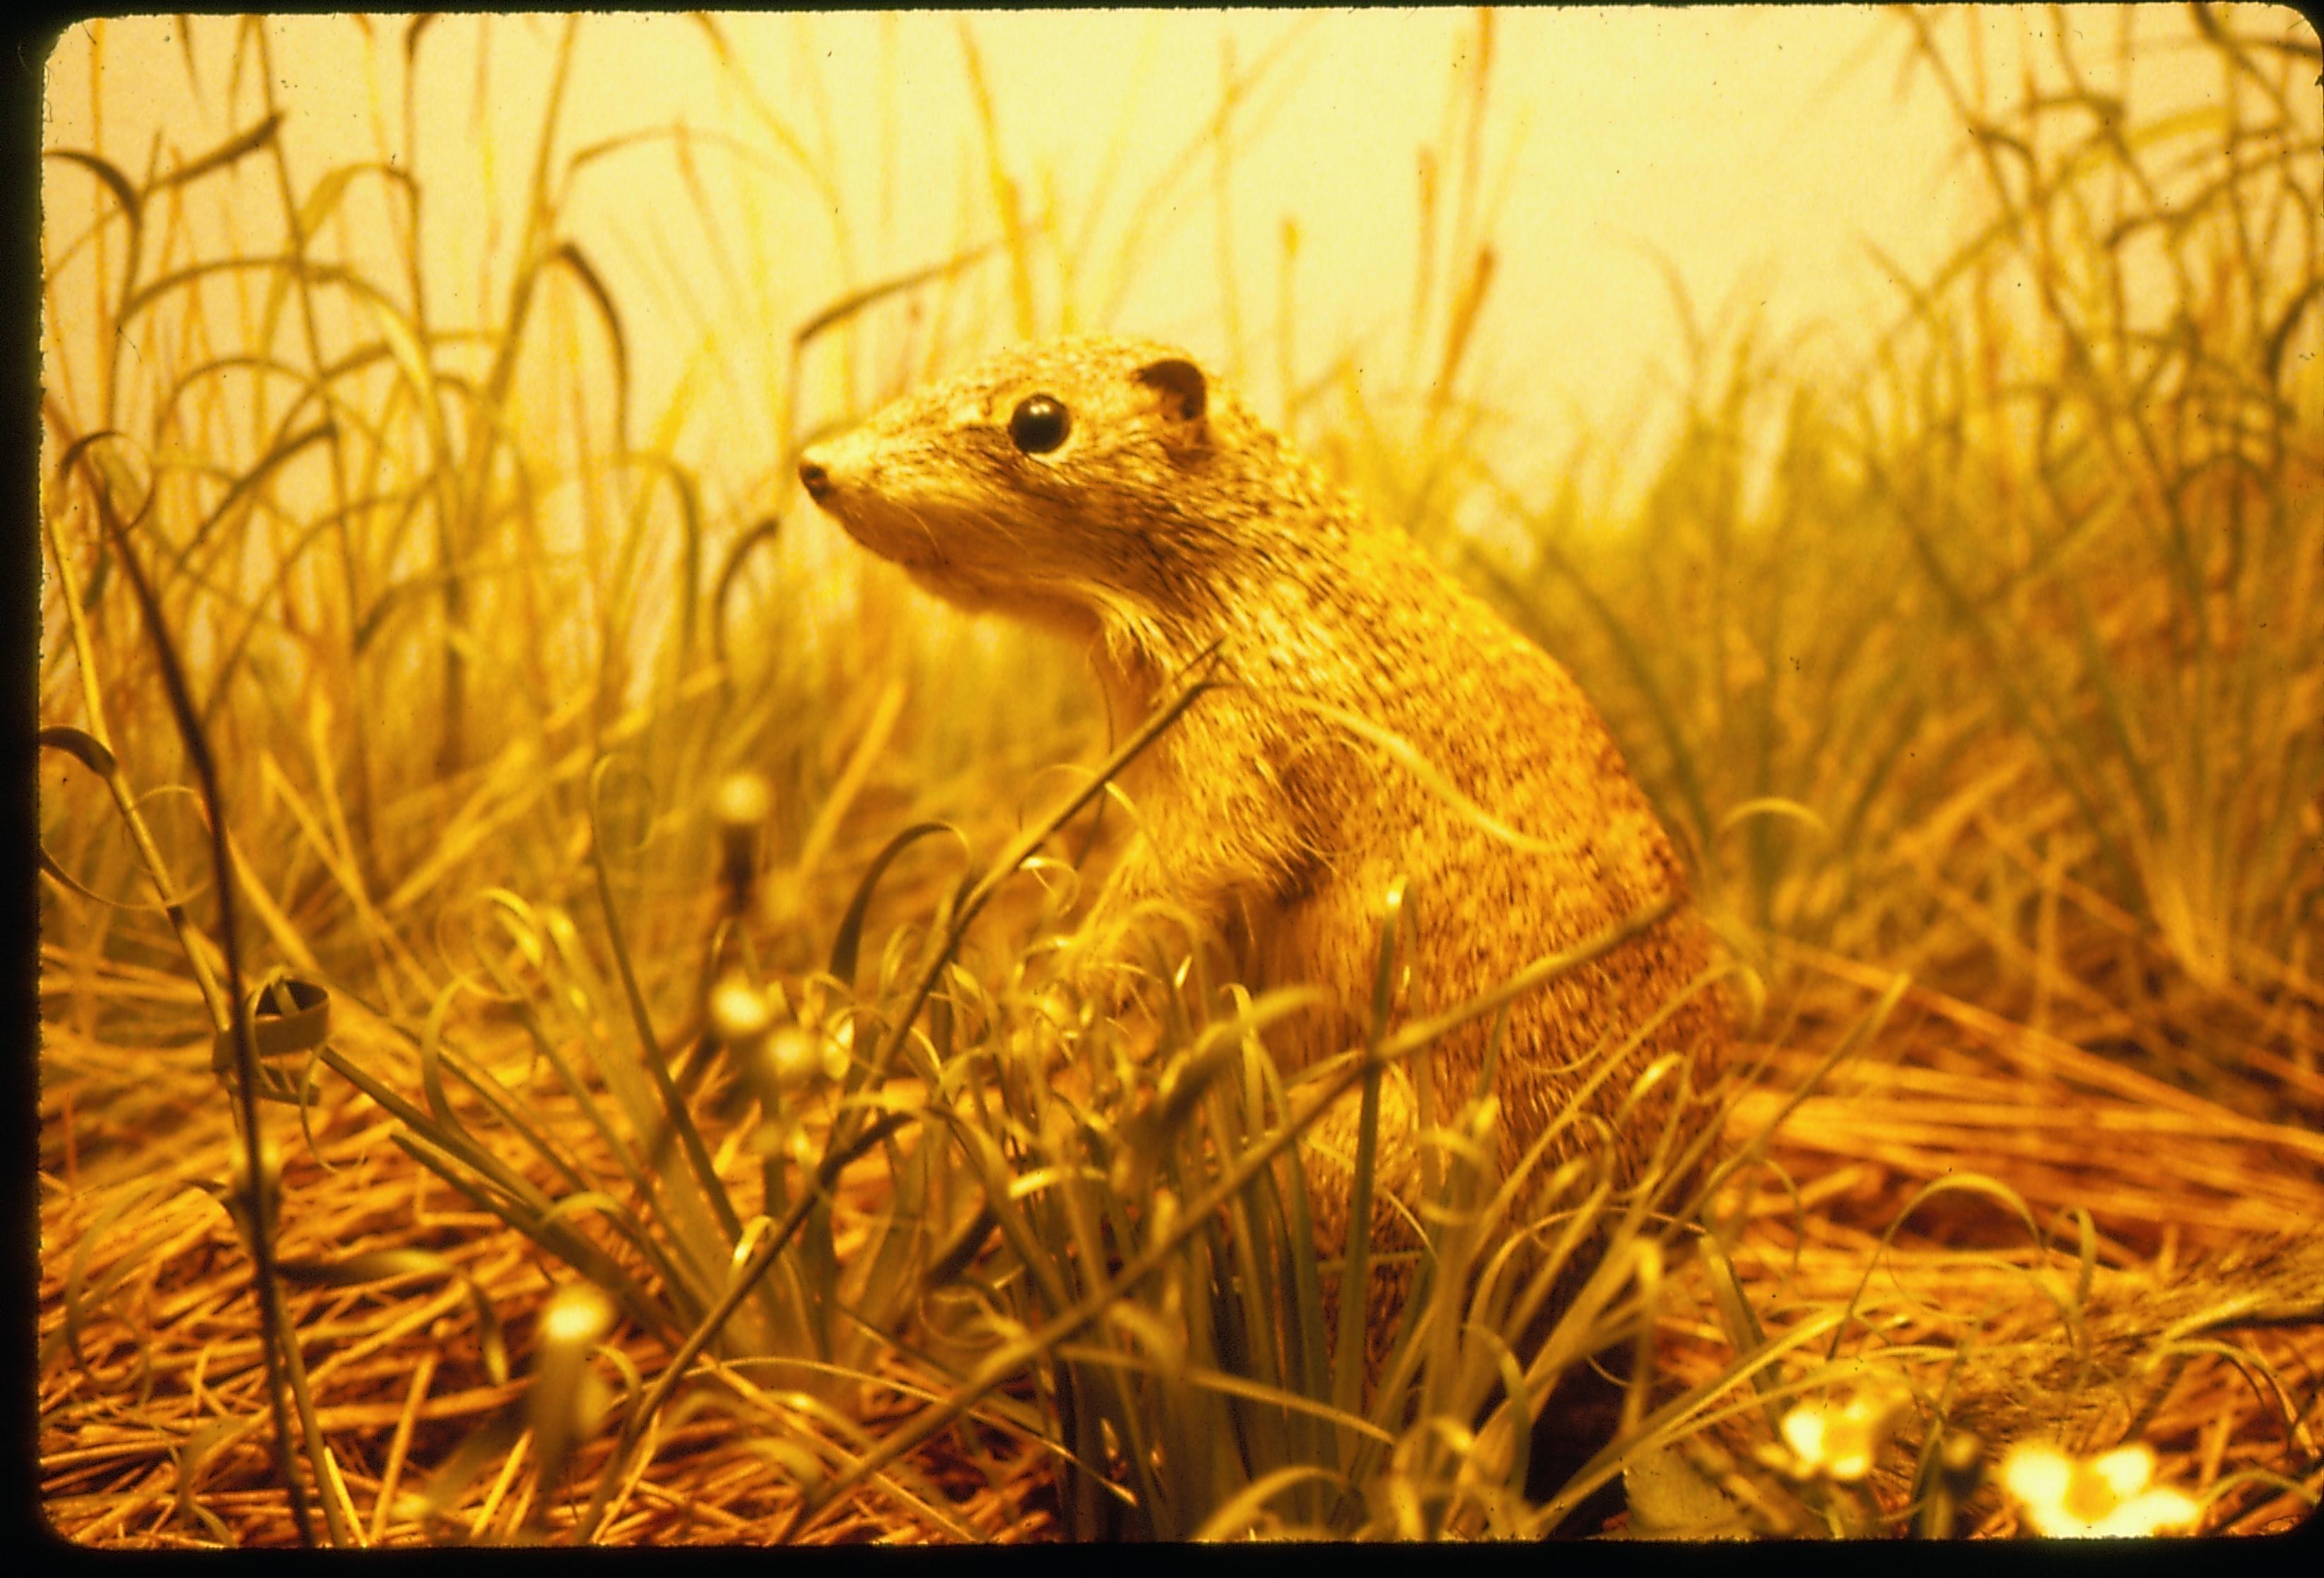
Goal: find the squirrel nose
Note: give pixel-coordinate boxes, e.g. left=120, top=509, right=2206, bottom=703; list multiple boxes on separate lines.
left=797, top=457, right=831, bottom=500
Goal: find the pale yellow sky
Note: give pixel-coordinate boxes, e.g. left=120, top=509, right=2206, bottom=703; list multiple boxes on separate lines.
left=41, top=7, right=2302, bottom=516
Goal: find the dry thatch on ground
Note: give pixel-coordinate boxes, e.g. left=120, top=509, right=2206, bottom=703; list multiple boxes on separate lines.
left=40, top=917, right=2324, bottom=1542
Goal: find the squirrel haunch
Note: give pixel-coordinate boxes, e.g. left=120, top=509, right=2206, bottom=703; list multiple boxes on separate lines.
left=801, top=337, right=1731, bottom=1375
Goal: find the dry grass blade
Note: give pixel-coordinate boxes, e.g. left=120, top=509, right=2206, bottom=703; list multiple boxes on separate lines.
left=151, top=111, right=282, bottom=191
left=780, top=895, right=1681, bottom=1540
left=61, top=443, right=325, bottom=1543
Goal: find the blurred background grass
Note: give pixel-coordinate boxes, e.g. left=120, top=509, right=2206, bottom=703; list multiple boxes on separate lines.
left=35, top=4, right=2323, bottom=1545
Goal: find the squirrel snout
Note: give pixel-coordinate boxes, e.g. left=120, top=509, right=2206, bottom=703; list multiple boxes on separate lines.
left=797, top=456, right=831, bottom=501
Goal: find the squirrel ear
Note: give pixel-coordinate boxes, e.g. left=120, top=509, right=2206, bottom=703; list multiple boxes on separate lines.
left=1134, top=357, right=1207, bottom=425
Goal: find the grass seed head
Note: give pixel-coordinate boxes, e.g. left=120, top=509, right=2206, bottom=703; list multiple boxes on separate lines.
left=710, top=975, right=774, bottom=1051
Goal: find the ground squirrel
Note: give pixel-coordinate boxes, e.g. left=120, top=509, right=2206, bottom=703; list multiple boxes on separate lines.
left=798, top=335, right=1731, bottom=1419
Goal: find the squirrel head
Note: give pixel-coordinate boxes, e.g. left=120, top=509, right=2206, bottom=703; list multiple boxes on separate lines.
left=798, top=337, right=1328, bottom=636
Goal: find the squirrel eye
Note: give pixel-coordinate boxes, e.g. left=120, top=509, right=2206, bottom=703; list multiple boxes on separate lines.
left=1008, top=394, right=1071, bottom=455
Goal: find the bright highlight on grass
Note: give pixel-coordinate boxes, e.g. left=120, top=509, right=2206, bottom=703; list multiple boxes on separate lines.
left=1771, top=1381, right=1911, bottom=1484
left=1999, top=1442, right=2201, bottom=1539
left=539, top=1285, right=618, bottom=1352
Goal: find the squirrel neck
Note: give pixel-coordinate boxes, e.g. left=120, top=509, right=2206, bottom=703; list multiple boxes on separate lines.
left=1081, top=440, right=1384, bottom=709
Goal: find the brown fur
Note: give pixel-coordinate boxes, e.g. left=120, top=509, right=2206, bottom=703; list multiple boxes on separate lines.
left=800, top=336, right=1731, bottom=1386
